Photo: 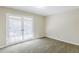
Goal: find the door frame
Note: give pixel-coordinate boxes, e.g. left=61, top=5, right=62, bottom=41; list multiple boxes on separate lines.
left=6, top=13, right=34, bottom=46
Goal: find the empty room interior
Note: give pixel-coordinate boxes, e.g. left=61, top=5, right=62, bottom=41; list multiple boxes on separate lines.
left=1, top=6, right=79, bottom=53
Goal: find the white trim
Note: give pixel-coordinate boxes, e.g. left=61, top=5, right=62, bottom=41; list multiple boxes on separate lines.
left=47, top=36, right=79, bottom=46
left=6, top=13, right=9, bottom=46
left=6, top=13, right=35, bottom=46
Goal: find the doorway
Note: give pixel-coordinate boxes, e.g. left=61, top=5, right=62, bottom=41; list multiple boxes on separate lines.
left=6, top=14, right=34, bottom=45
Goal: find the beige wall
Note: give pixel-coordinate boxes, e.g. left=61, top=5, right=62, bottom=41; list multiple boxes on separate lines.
left=46, top=9, right=79, bottom=45
left=0, top=7, right=46, bottom=48
left=1, top=6, right=79, bottom=47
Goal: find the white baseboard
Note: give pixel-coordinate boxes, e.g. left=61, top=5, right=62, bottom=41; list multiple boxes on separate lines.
left=46, top=36, right=79, bottom=46
left=0, top=37, right=45, bottom=49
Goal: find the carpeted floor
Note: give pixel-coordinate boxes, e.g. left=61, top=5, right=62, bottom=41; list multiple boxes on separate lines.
left=0, top=37, right=79, bottom=53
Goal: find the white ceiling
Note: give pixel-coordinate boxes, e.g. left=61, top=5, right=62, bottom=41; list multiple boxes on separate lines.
left=6, top=6, right=79, bottom=16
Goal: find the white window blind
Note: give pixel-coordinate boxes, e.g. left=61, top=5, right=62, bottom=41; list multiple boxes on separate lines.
left=6, top=14, right=34, bottom=45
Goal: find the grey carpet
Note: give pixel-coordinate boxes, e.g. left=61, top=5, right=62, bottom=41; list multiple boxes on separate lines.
left=0, top=37, right=79, bottom=53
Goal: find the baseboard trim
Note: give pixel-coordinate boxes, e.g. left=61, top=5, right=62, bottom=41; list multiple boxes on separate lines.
left=46, top=36, right=79, bottom=46
left=0, top=37, right=46, bottom=49
left=38, top=37, right=47, bottom=39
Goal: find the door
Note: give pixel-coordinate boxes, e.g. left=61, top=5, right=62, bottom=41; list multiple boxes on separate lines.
left=24, top=17, right=34, bottom=40
left=6, top=14, right=34, bottom=45
left=7, top=15, right=22, bottom=45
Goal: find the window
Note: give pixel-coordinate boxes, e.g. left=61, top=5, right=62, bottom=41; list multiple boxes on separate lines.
left=6, top=14, right=34, bottom=45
